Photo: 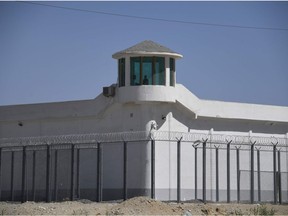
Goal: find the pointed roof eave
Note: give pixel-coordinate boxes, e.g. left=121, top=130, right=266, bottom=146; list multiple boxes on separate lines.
left=112, top=40, right=183, bottom=59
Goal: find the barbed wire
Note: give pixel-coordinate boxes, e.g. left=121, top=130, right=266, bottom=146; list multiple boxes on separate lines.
left=152, top=131, right=287, bottom=146
left=0, top=130, right=287, bottom=150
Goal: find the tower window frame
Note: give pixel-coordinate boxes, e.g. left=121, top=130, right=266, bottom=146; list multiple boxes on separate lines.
left=118, top=58, right=125, bottom=87
left=130, top=56, right=165, bottom=86
left=170, top=58, right=175, bottom=87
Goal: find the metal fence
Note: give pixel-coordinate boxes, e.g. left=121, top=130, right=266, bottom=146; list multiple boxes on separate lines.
left=0, top=131, right=287, bottom=203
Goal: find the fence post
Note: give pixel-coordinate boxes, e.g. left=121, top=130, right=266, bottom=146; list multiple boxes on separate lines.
left=256, top=148, right=261, bottom=202
left=177, top=137, right=182, bottom=203
left=32, top=150, right=36, bottom=201
left=11, top=151, right=14, bottom=201
left=250, top=141, right=255, bottom=204
left=123, top=141, right=127, bottom=201
left=273, top=143, right=277, bottom=204
left=70, top=144, right=75, bottom=201
left=97, top=142, right=102, bottom=202
left=215, top=146, right=219, bottom=202
left=203, top=139, right=207, bottom=204
left=236, top=146, right=240, bottom=203
left=76, top=148, right=80, bottom=199
left=46, top=144, right=51, bottom=203
left=194, top=146, right=198, bottom=200
left=227, top=140, right=232, bottom=203
left=21, top=146, right=27, bottom=203
left=151, top=139, right=155, bottom=199
left=54, top=150, right=58, bottom=202
left=278, top=149, right=282, bottom=204
left=0, top=147, right=2, bottom=201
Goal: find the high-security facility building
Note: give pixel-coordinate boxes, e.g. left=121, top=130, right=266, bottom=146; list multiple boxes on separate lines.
left=0, top=40, right=287, bottom=203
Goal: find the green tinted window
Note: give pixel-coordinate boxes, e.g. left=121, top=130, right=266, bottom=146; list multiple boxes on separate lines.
left=130, top=57, right=165, bottom=86
left=142, top=57, right=153, bottom=85
left=130, top=57, right=141, bottom=86
left=154, top=57, right=165, bottom=85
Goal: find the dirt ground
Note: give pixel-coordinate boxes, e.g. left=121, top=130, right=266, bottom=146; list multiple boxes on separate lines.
left=0, top=196, right=287, bottom=215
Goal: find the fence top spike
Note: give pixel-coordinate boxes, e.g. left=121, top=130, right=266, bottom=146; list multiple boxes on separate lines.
left=202, top=138, right=209, bottom=143
left=192, top=140, right=201, bottom=147
left=225, top=139, right=233, bottom=144
left=121, top=136, right=126, bottom=142
left=192, top=143, right=198, bottom=148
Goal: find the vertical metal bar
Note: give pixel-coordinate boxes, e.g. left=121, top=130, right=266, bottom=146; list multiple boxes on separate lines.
left=123, top=141, right=127, bottom=201
left=236, top=147, right=240, bottom=203
left=151, top=139, right=155, bottom=199
left=70, top=144, right=75, bottom=201
left=203, top=140, right=206, bottom=203
left=0, top=148, right=2, bottom=201
left=227, top=141, right=231, bottom=203
left=11, top=151, right=14, bottom=201
left=250, top=143, right=254, bottom=204
left=257, top=149, right=261, bottom=202
left=177, top=139, right=181, bottom=203
left=273, top=144, right=277, bottom=204
left=32, top=150, right=36, bottom=202
left=26, top=160, right=28, bottom=202
left=76, top=148, right=80, bottom=199
left=46, top=144, right=51, bottom=203
left=278, top=150, right=282, bottom=204
left=54, top=150, right=58, bottom=202
left=21, top=146, right=27, bottom=203
left=195, top=147, right=197, bottom=200
left=215, top=147, right=219, bottom=202
left=97, top=142, right=102, bottom=202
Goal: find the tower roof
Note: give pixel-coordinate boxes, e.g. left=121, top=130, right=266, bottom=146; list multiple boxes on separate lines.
left=112, top=40, right=183, bottom=59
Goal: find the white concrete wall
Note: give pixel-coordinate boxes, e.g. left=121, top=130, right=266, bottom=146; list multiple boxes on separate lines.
left=154, top=129, right=288, bottom=202
left=176, top=84, right=288, bottom=123
left=1, top=83, right=288, bottom=201
left=117, top=85, right=176, bottom=104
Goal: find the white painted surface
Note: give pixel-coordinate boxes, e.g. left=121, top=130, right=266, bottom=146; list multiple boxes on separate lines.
left=117, top=85, right=176, bottom=103
left=175, top=84, right=288, bottom=123
left=0, top=44, right=287, bottom=202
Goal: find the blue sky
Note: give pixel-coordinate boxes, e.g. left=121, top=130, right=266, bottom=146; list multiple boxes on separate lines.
left=0, top=1, right=288, bottom=106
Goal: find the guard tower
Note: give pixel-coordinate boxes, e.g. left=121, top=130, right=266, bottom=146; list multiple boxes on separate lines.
left=112, top=40, right=183, bottom=103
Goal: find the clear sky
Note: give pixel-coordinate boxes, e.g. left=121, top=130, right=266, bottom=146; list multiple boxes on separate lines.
left=0, top=1, right=288, bottom=106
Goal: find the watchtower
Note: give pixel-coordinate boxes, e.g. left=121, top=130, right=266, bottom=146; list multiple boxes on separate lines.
left=112, top=40, right=183, bottom=103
